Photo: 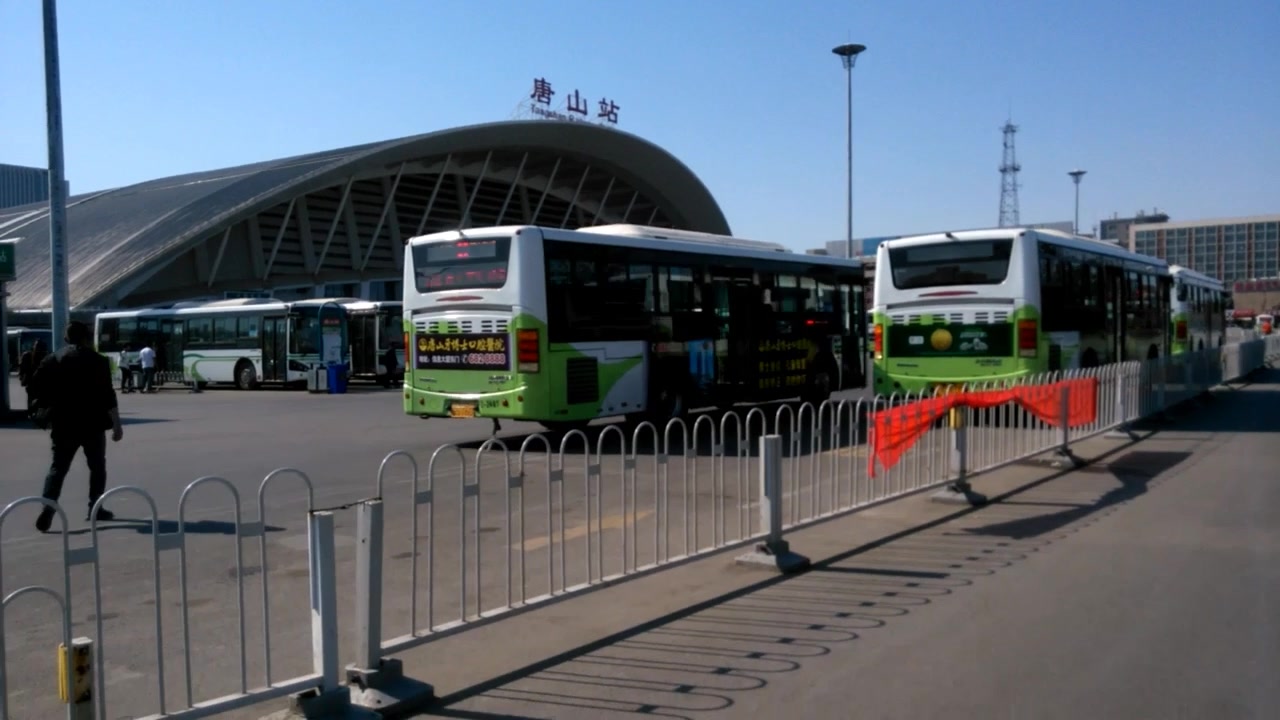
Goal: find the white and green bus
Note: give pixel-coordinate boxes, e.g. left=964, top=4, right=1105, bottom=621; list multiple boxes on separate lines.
left=872, top=227, right=1171, bottom=394
left=402, top=224, right=868, bottom=432
left=1168, top=265, right=1226, bottom=354
left=94, top=298, right=351, bottom=389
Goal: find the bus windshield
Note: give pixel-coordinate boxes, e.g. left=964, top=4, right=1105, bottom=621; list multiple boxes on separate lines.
left=412, top=237, right=511, bottom=292
left=889, top=239, right=1014, bottom=290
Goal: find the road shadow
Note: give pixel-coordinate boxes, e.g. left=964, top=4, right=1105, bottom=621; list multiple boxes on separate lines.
left=0, top=415, right=172, bottom=431
left=1135, top=386, right=1280, bottom=434
left=959, top=450, right=1190, bottom=541
left=65, top=518, right=287, bottom=537
left=418, top=437, right=1167, bottom=718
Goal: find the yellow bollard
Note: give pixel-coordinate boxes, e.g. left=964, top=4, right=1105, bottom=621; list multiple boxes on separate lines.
left=58, top=637, right=93, bottom=719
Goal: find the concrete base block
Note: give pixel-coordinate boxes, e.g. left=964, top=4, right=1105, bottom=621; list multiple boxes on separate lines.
left=1105, top=427, right=1138, bottom=441
left=735, top=539, right=810, bottom=574
left=1045, top=448, right=1085, bottom=469
left=931, top=484, right=988, bottom=507
left=259, top=687, right=380, bottom=720
left=346, top=659, right=436, bottom=719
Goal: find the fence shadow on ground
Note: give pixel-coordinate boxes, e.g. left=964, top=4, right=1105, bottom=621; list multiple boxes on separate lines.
left=419, top=435, right=1184, bottom=719
left=64, top=518, right=288, bottom=537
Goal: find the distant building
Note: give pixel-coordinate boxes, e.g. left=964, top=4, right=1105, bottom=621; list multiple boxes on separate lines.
left=0, top=163, right=69, bottom=210
left=1130, top=213, right=1280, bottom=286
left=1099, top=210, right=1169, bottom=246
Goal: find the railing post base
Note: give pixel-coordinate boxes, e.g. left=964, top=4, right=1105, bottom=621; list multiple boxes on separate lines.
left=1048, top=447, right=1084, bottom=469
left=931, top=481, right=988, bottom=507
left=346, top=658, right=437, bottom=717
left=736, top=538, right=810, bottom=573
left=263, top=686, right=378, bottom=720
left=735, top=434, right=809, bottom=574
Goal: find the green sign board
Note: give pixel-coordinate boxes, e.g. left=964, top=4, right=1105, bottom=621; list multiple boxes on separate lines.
left=0, top=241, right=15, bottom=283
left=887, top=323, right=1014, bottom=358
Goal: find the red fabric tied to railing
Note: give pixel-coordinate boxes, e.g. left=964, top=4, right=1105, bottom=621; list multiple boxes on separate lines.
left=866, top=377, right=1099, bottom=477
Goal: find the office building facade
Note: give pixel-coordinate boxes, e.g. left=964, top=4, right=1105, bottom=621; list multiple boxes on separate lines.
left=1130, top=214, right=1280, bottom=286
left=1099, top=210, right=1169, bottom=246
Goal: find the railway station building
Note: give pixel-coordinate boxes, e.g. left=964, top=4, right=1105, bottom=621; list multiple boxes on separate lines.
left=0, top=120, right=730, bottom=320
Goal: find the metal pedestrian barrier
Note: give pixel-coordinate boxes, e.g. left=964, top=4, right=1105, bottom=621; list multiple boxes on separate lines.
left=3, top=335, right=1279, bottom=719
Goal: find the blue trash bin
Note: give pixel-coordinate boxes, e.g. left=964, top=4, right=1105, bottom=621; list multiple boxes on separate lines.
left=326, top=363, right=348, bottom=395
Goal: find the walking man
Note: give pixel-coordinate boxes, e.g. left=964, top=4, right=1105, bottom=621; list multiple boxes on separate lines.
left=29, top=321, right=124, bottom=532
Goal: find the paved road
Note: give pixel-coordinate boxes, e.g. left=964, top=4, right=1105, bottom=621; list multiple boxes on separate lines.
left=416, top=369, right=1280, bottom=719
left=0, top=371, right=1136, bottom=720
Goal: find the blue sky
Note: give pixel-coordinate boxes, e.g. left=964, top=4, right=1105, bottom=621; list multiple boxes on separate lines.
left=1, top=0, right=1276, bottom=249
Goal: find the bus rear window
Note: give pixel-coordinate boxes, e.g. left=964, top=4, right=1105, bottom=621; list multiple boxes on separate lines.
left=412, top=237, right=511, bottom=292
left=888, top=239, right=1014, bottom=290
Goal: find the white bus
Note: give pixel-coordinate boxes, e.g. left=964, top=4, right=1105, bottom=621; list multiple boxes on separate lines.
left=1168, top=265, right=1226, bottom=353
left=872, top=227, right=1171, bottom=394
left=336, top=299, right=406, bottom=385
left=402, top=224, right=867, bottom=431
left=94, top=298, right=351, bottom=389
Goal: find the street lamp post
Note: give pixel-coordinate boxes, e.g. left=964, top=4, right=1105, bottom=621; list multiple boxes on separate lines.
left=43, top=0, right=70, bottom=349
left=832, top=43, right=866, bottom=260
left=1068, top=169, right=1087, bottom=236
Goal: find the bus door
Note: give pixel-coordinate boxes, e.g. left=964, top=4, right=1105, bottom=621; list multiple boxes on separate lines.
left=349, top=313, right=376, bottom=376
left=261, top=316, right=288, bottom=382
left=159, top=319, right=184, bottom=376
left=711, top=277, right=760, bottom=387
left=1107, top=265, right=1125, bottom=362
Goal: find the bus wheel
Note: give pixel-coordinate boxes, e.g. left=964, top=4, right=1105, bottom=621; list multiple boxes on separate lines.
left=1147, top=344, right=1160, bottom=360
left=1081, top=349, right=1100, bottom=369
left=235, top=360, right=258, bottom=391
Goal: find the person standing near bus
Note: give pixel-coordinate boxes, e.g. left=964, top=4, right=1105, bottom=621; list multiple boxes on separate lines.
left=17, top=338, right=48, bottom=415
left=28, top=321, right=123, bottom=532
left=139, top=342, right=157, bottom=392
left=118, top=345, right=135, bottom=393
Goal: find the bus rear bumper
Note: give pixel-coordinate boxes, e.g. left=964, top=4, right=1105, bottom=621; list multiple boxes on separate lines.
left=403, top=386, right=530, bottom=420
left=873, top=367, right=1034, bottom=394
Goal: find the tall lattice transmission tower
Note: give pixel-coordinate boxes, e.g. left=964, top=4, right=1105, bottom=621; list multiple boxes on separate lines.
left=997, top=120, right=1021, bottom=227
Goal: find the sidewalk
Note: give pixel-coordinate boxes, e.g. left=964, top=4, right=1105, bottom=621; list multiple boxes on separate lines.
left=348, top=372, right=1280, bottom=719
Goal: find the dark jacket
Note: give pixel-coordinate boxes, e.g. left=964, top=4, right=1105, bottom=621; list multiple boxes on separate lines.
left=30, top=345, right=119, bottom=431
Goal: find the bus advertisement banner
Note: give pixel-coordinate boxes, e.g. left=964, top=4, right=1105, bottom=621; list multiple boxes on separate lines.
left=414, top=333, right=510, bottom=371
left=886, top=323, right=1013, bottom=358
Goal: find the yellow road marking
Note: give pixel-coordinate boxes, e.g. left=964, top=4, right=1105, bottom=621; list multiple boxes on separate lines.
left=518, top=509, right=656, bottom=551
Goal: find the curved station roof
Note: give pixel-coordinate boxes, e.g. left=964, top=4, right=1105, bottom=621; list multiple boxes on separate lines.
left=0, top=120, right=729, bottom=310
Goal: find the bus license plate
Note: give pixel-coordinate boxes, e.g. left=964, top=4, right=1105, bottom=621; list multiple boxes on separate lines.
left=449, top=403, right=477, bottom=419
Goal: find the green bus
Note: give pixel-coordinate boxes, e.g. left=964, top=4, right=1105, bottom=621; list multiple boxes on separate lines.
left=402, top=224, right=868, bottom=432
left=871, top=227, right=1172, bottom=394
left=1168, top=265, right=1226, bottom=354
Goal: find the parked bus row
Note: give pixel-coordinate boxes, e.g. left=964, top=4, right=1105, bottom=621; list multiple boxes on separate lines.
left=90, top=298, right=404, bottom=389
left=869, top=227, right=1228, bottom=393
left=398, top=223, right=1230, bottom=431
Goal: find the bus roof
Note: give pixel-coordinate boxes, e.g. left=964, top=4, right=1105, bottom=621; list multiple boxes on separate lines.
left=1169, top=265, right=1225, bottom=290
left=95, top=297, right=353, bottom=319
left=407, top=224, right=864, bottom=271
left=879, top=227, right=1170, bottom=272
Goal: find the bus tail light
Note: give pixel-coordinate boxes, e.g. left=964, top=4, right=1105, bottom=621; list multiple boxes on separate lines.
left=1175, top=320, right=1188, bottom=341
left=517, top=329, right=540, bottom=373
left=1017, top=319, right=1038, bottom=358
left=873, top=324, right=883, bottom=355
